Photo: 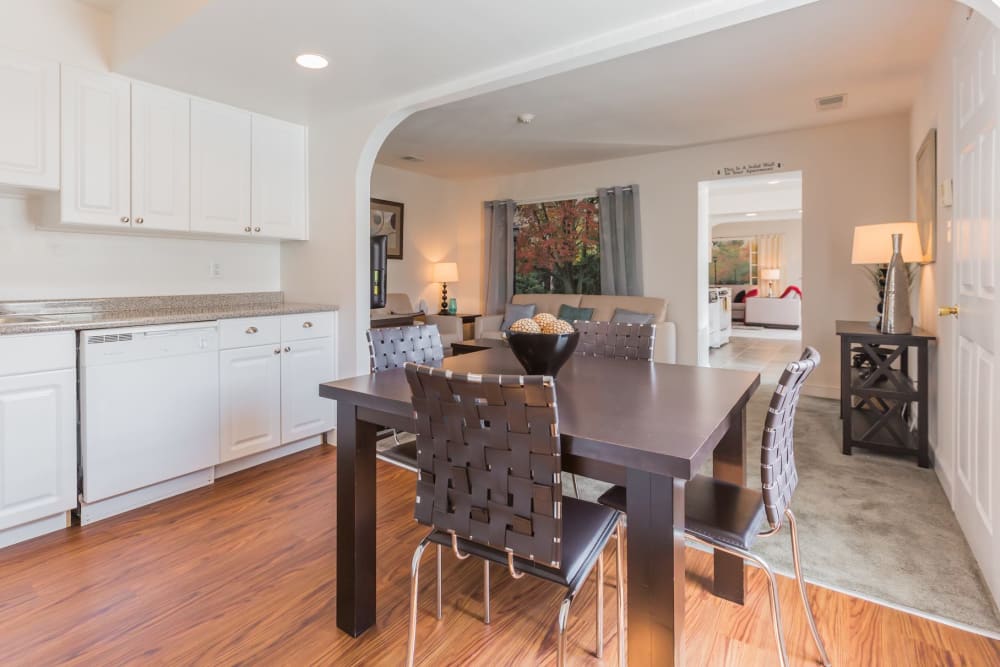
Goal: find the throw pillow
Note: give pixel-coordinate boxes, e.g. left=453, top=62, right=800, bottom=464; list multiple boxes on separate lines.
left=611, top=308, right=655, bottom=325
left=733, top=289, right=746, bottom=304
left=557, top=304, right=595, bottom=322
left=780, top=285, right=803, bottom=300
left=745, top=288, right=759, bottom=299
left=501, top=303, right=536, bottom=331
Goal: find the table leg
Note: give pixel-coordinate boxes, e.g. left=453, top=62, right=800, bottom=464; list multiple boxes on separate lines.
left=712, top=407, right=746, bottom=605
left=625, top=468, right=685, bottom=666
left=336, top=400, right=379, bottom=636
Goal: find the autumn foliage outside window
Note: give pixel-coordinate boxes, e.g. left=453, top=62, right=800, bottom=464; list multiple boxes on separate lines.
left=513, top=197, right=601, bottom=295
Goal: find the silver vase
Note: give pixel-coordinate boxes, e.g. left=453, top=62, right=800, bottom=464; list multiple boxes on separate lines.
left=881, top=233, right=912, bottom=334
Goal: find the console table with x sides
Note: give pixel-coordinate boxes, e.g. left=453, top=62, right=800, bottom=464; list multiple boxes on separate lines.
left=836, top=320, right=935, bottom=468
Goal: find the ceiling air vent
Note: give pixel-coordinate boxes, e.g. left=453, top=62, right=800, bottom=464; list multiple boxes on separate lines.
left=816, top=93, right=847, bottom=111
left=400, top=155, right=424, bottom=162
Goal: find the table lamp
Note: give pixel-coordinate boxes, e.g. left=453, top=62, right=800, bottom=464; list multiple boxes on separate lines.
left=761, top=268, right=781, bottom=297
left=431, top=262, right=458, bottom=315
left=851, top=222, right=922, bottom=330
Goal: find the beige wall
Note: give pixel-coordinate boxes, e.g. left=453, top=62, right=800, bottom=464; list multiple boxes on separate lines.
left=446, top=113, right=911, bottom=396
left=370, top=165, right=481, bottom=314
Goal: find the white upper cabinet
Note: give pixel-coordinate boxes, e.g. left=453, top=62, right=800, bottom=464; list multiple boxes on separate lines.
left=252, top=114, right=307, bottom=240
left=60, top=65, right=131, bottom=228
left=191, top=99, right=252, bottom=236
left=0, top=51, right=59, bottom=190
left=131, top=83, right=190, bottom=232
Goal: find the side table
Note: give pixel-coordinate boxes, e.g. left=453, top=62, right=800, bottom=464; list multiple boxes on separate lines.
left=836, top=320, right=935, bottom=468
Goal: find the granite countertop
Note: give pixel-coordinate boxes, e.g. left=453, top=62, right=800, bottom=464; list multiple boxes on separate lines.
left=0, top=292, right=338, bottom=336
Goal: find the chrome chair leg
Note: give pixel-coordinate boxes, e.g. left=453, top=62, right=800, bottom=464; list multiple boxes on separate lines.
left=392, top=429, right=402, bottom=446
left=688, top=534, right=790, bottom=667
left=786, top=509, right=832, bottom=667
left=436, top=544, right=442, bottom=620
left=557, top=595, right=573, bottom=667
left=596, top=551, right=604, bottom=658
left=484, top=560, right=491, bottom=624
left=615, top=521, right=626, bottom=666
left=570, top=473, right=579, bottom=498
left=407, top=538, right=431, bottom=667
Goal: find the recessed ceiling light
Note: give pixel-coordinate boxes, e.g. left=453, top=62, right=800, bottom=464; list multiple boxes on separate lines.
left=767, top=180, right=782, bottom=185
left=401, top=155, right=424, bottom=162
left=746, top=213, right=759, bottom=217
left=295, top=53, right=329, bottom=69
left=516, top=113, right=535, bottom=124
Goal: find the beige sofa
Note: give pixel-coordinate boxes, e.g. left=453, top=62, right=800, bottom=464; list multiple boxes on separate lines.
left=475, top=293, right=676, bottom=364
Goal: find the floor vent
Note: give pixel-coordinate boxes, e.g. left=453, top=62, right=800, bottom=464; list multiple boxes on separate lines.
left=816, top=93, right=847, bottom=111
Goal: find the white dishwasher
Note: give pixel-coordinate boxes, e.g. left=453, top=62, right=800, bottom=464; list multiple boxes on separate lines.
left=80, top=322, right=220, bottom=523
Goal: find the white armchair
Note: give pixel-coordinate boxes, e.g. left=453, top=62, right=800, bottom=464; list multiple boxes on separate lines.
left=423, top=313, right=463, bottom=349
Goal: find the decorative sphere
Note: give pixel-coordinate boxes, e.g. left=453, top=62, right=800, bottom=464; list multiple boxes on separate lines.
left=541, top=319, right=575, bottom=334
left=509, top=317, right=542, bottom=334
left=532, top=312, right=558, bottom=325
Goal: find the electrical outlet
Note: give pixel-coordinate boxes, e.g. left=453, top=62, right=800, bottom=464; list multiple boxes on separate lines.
left=209, top=262, right=222, bottom=279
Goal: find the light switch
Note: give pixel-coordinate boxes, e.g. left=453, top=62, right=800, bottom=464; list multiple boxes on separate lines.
left=209, top=262, right=222, bottom=279
left=940, top=178, right=954, bottom=207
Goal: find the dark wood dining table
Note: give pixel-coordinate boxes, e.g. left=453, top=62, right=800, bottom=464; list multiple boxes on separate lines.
left=319, top=348, right=760, bottom=666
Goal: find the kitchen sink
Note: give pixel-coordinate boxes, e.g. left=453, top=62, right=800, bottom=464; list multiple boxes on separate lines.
left=0, top=315, right=57, bottom=325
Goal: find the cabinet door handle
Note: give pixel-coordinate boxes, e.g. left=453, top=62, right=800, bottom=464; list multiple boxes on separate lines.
left=274, top=348, right=281, bottom=355
left=120, top=216, right=130, bottom=224
left=135, top=217, right=144, bottom=224
left=246, top=326, right=258, bottom=334
left=302, top=321, right=313, bottom=328
left=244, top=226, right=252, bottom=233
left=254, top=226, right=261, bottom=233
left=283, top=346, right=291, bottom=353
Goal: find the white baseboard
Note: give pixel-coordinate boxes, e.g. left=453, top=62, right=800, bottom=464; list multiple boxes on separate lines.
left=0, top=512, right=70, bottom=549
left=803, top=383, right=839, bottom=400
left=79, top=468, right=215, bottom=525
left=214, top=431, right=332, bottom=478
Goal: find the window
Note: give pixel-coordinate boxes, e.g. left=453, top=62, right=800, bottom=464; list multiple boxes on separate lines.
left=513, top=197, right=601, bottom=295
left=711, top=238, right=758, bottom=285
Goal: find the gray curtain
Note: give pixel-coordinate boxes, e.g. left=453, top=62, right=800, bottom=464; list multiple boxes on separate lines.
left=484, top=199, right=516, bottom=314
left=598, top=185, right=643, bottom=295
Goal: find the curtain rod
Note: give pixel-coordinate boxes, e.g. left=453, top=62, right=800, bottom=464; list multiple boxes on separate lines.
left=514, top=186, right=633, bottom=206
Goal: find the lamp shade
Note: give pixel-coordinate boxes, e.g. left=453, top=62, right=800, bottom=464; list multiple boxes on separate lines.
left=761, top=268, right=781, bottom=281
left=431, top=262, right=458, bottom=283
left=851, top=222, right=924, bottom=264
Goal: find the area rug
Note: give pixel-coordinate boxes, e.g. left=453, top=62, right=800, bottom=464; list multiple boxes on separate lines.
left=572, top=383, right=1000, bottom=635
left=378, top=378, right=1000, bottom=634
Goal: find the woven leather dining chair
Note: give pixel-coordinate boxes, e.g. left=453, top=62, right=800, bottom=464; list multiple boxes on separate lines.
left=597, top=347, right=831, bottom=667
left=403, top=363, right=625, bottom=667
left=366, top=324, right=445, bottom=472
left=574, top=320, right=656, bottom=361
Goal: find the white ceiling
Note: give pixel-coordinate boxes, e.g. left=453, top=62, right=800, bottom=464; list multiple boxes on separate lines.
left=98, top=0, right=770, bottom=124
left=378, top=0, right=953, bottom=179
left=709, top=172, right=803, bottom=224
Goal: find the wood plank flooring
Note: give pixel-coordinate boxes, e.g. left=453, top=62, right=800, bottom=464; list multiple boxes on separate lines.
left=0, top=445, right=997, bottom=665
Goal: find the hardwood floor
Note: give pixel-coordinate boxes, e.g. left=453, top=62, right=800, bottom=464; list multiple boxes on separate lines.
left=1, top=446, right=997, bottom=666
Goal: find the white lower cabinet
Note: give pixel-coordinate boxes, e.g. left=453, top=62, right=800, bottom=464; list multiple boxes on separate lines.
left=220, top=343, right=282, bottom=462
left=0, top=333, right=77, bottom=544
left=281, top=336, right=336, bottom=443
left=219, top=312, right=336, bottom=463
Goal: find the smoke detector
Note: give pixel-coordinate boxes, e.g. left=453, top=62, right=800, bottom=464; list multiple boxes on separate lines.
left=516, top=113, right=536, bottom=124
left=815, top=93, right=847, bottom=111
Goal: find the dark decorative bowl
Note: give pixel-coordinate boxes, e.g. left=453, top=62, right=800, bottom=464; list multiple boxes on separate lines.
left=506, top=331, right=580, bottom=377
